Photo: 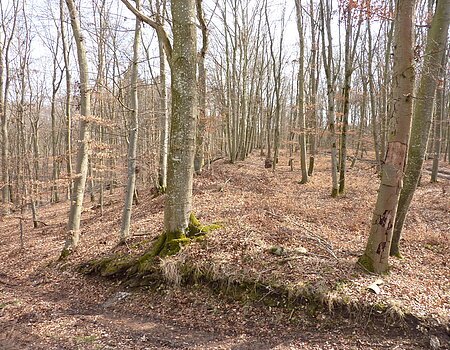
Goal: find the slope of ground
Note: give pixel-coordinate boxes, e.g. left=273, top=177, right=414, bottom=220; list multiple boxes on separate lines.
left=0, top=152, right=449, bottom=349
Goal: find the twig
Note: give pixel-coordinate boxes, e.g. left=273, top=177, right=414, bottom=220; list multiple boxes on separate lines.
left=219, top=177, right=232, bottom=192
left=287, top=219, right=339, bottom=261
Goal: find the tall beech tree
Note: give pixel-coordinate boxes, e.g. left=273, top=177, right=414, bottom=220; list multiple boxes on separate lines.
left=120, top=0, right=141, bottom=242
left=0, top=0, right=19, bottom=213
left=121, top=0, right=199, bottom=256
left=295, top=0, right=308, bottom=184
left=319, top=0, right=339, bottom=197
left=61, top=0, right=92, bottom=257
left=194, top=0, right=208, bottom=174
left=358, top=0, right=416, bottom=274
left=390, top=0, right=450, bottom=257
left=431, top=49, right=448, bottom=182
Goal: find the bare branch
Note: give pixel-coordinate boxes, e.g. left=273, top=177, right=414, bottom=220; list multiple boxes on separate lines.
left=120, top=0, right=172, bottom=63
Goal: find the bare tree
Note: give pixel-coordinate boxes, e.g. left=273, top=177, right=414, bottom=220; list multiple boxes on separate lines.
left=61, top=0, right=92, bottom=258
left=391, top=0, right=449, bottom=257
left=120, top=0, right=141, bottom=242
left=358, top=0, right=416, bottom=274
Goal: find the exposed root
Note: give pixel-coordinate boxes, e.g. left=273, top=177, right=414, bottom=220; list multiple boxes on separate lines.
left=80, top=212, right=221, bottom=280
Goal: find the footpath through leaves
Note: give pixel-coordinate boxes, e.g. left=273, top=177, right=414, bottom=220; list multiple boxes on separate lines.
left=0, top=153, right=449, bottom=349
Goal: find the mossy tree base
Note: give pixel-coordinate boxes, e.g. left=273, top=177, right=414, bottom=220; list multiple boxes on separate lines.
left=80, top=212, right=221, bottom=280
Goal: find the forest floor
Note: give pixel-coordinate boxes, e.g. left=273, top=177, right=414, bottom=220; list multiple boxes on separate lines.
left=0, top=152, right=449, bottom=349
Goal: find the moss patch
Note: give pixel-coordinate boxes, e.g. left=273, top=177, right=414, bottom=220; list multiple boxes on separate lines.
left=81, top=212, right=222, bottom=279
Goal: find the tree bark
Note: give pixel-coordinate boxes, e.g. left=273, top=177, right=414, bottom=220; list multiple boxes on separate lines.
left=162, top=0, right=197, bottom=238
left=194, top=0, right=208, bottom=174
left=295, top=0, right=308, bottom=184
left=430, top=49, right=447, bottom=182
left=156, top=0, right=169, bottom=191
left=61, top=0, right=92, bottom=258
left=358, top=0, right=416, bottom=274
left=390, top=0, right=449, bottom=257
left=120, top=0, right=141, bottom=242
left=319, top=0, right=339, bottom=197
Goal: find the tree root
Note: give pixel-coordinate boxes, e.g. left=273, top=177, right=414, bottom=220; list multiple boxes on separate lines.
left=79, top=212, right=221, bottom=281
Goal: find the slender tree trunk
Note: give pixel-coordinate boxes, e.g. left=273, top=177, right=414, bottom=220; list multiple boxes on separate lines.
left=358, top=0, right=416, bottom=274
left=60, top=0, right=73, bottom=200
left=295, top=0, right=308, bottom=184
left=431, top=49, right=447, bottom=182
left=120, top=0, right=141, bottom=242
left=0, top=3, right=18, bottom=212
left=61, top=0, right=92, bottom=258
left=391, top=0, right=449, bottom=257
left=156, top=0, right=169, bottom=191
left=339, top=4, right=361, bottom=194
left=194, top=0, right=208, bottom=174
left=308, top=0, right=318, bottom=176
left=320, top=0, right=339, bottom=197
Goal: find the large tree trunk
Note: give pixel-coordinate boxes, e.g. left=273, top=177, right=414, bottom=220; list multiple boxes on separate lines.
left=390, top=0, right=449, bottom=257
left=61, top=0, right=92, bottom=258
left=161, top=0, right=197, bottom=247
left=358, top=0, right=416, bottom=274
left=120, top=0, right=141, bottom=242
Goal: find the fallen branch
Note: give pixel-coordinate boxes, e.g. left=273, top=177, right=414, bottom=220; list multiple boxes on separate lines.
left=218, top=177, right=232, bottom=192
left=285, top=218, right=339, bottom=261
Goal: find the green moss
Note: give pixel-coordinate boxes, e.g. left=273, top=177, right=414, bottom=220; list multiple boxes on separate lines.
left=75, top=335, right=97, bottom=344
left=187, top=212, right=222, bottom=237
left=391, top=251, right=404, bottom=259
left=159, top=235, right=190, bottom=258
left=101, top=256, right=134, bottom=277
left=59, top=248, right=71, bottom=260
left=81, top=212, right=222, bottom=281
left=357, top=253, right=375, bottom=273
left=373, top=302, right=387, bottom=312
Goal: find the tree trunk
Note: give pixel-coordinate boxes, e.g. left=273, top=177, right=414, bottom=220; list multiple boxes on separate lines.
left=120, top=0, right=141, bottom=242
left=295, top=0, right=308, bottom=184
left=430, top=49, right=447, bottom=182
left=61, top=0, right=92, bottom=258
left=308, top=0, right=319, bottom=176
left=390, top=0, right=449, bottom=257
left=194, top=0, right=208, bottom=174
left=162, top=0, right=197, bottom=247
left=60, top=0, right=73, bottom=200
left=156, top=0, right=169, bottom=191
left=358, top=0, right=416, bottom=274
left=319, top=0, right=339, bottom=197
left=0, top=2, right=18, bottom=213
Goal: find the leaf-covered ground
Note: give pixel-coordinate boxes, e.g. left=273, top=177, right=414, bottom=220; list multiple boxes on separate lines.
left=1, top=152, right=449, bottom=349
